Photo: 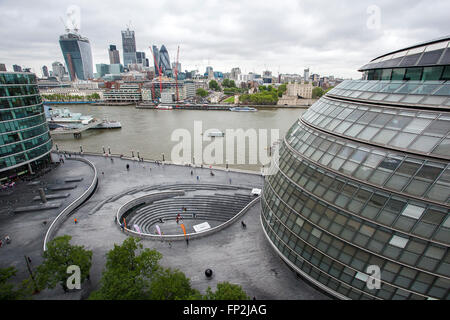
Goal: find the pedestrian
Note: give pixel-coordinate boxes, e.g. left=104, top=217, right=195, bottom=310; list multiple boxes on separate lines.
left=190, top=170, right=193, bottom=175
left=27, top=256, right=32, bottom=264
left=74, top=218, right=78, bottom=224
left=185, top=238, right=189, bottom=246
left=102, top=171, right=104, bottom=176
left=229, top=178, right=232, bottom=184
left=5, top=235, right=10, bottom=244
left=168, top=241, right=172, bottom=248
left=126, top=164, right=130, bottom=171
left=120, top=223, right=125, bottom=231
left=0, top=239, right=2, bottom=248
left=110, top=157, right=113, bottom=163
left=42, top=221, right=47, bottom=226
left=196, top=175, right=199, bottom=181
left=241, top=221, right=246, bottom=229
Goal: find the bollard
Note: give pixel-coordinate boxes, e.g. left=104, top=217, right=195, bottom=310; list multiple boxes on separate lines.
left=162, top=153, right=165, bottom=162
left=38, top=188, right=47, bottom=203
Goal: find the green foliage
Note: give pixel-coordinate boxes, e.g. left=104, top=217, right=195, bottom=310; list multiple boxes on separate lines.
left=149, top=268, right=201, bottom=300
left=42, top=93, right=101, bottom=101
left=0, top=267, right=33, bottom=300
left=278, top=83, right=287, bottom=97
left=203, top=282, right=250, bottom=300
left=209, top=80, right=220, bottom=91
left=222, top=79, right=237, bottom=88
left=239, top=87, right=279, bottom=105
left=312, top=87, right=325, bottom=99
left=223, top=96, right=235, bottom=103
left=89, top=237, right=162, bottom=300
left=196, top=88, right=208, bottom=98
left=36, top=235, right=92, bottom=292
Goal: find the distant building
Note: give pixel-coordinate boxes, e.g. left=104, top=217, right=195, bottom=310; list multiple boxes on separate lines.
left=103, top=83, right=141, bottom=102
left=263, top=70, right=272, bottom=84
left=51, top=61, right=66, bottom=79
left=136, top=51, right=146, bottom=66
left=231, top=67, right=241, bottom=80
left=13, top=64, right=22, bottom=72
left=277, top=81, right=313, bottom=105
left=108, top=45, right=121, bottom=64
left=159, top=45, right=172, bottom=77
left=42, top=65, right=49, bottom=77
left=304, top=68, right=310, bottom=82
left=0, top=64, right=7, bottom=72
left=122, top=28, right=137, bottom=67
left=59, top=31, right=94, bottom=81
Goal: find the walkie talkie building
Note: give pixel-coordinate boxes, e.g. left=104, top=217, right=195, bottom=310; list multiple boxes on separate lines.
left=261, top=37, right=450, bottom=300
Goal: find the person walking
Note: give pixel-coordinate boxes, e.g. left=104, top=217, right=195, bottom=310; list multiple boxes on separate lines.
left=74, top=218, right=78, bottom=224
left=126, top=164, right=130, bottom=171
left=185, top=238, right=189, bottom=246
left=5, top=235, right=10, bottom=244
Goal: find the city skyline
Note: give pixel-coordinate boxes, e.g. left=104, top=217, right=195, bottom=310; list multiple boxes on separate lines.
left=0, top=0, right=449, bottom=79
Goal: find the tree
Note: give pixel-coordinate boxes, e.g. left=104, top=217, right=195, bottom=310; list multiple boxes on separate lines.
left=149, top=268, right=201, bottom=300
left=203, top=282, right=250, bottom=300
left=209, top=80, right=220, bottom=91
left=89, top=237, right=162, bottom=300
left=312, top=87, right=324, bottom=99
left=36, top=235, right=92, bottom=292
left=196, top=88, right=208, bottom=98
left=0, top=267, right=33, bottom=300
left=278, top=83, right=287, bottom=97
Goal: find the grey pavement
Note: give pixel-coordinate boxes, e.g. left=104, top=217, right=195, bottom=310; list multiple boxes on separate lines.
left=1, top=153, right=328, bottom=300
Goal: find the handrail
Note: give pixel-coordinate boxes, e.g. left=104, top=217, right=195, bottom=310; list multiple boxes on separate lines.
left=43, top=156, right=98, bottom=251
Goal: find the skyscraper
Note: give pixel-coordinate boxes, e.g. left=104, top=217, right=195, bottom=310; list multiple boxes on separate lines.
left=304, top=68, right=310, bottom=82
left=159, top=45, right=172, bottom=77
left=108, top=45, right=121, bottom=65
left=152, top=45, right=160, bottom=75
left=59, top=31, right=94, bottom=81
left=51, top=61, right=66, bottom=79
left=0, top=64, right=6, bottom=72
left=136, top=51, right=146, bottom=65
left=261, top=37, right=450, bottom=300
left=42, top=65, right=49, bottom=78
left=121, top=28, right=137, bottom=67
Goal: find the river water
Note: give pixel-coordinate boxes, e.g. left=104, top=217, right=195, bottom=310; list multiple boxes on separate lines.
left=51, top=104, right=306, bottom=171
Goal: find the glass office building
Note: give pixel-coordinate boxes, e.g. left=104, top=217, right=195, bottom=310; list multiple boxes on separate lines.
left=261, top=37, right=450, bottom=300
left=59, top=32, right=94, bottom=81
left=122, top=28, right=137, bottom=68
left=0, top=72, right=53, bottom=180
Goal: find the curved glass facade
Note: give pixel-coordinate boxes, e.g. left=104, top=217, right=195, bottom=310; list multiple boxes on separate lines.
left=0, top=72, right=52, bottom=179
left=261, top=38, right=450, bottom=300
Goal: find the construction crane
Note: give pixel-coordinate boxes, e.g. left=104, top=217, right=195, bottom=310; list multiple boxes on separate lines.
left=174, top=45, right=180, bottom=102
left=150, top=46, right=163, bottom=102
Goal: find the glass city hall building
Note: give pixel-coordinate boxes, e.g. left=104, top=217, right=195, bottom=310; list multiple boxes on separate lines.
left=0, top=72, right=52, bottom=181
left=261, top=37, right=450, bottom=300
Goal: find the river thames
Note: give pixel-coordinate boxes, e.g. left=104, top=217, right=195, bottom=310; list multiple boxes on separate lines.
left=51, top=105, right=306, bottom=171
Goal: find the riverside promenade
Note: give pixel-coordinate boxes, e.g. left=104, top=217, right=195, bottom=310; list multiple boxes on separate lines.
left=0, top=152, right=328, bottom=300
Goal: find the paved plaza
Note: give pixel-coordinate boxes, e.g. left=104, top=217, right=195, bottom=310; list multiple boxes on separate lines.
left=0, top=153, right=328, bottom=300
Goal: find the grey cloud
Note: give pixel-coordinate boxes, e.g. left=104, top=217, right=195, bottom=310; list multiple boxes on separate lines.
left=0, top=0, right=449, bottom=79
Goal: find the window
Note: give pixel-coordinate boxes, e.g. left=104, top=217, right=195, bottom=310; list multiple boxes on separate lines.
left=389, top=235, right=409, bottom=248
left=391, top=68, right=406, bottom=80
left=401, top=204, right=425, bottom=220
left=404, top=67, right=423, bottom=80
left=422, top=66, right=444, bottom=81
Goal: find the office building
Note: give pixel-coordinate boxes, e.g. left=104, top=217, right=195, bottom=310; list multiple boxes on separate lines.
left=59, top=31, right=94, bottom=81
left=0, top=64, right=6, bottom=72
left=41, top=65, right=49, bottom=78
left=122, top=28, right=137, bottom=67
left=0, top=71, right=53, bottom=180
left=262, top=37, right=450, bottom=300
left=109, top=45, right=121, bottom=64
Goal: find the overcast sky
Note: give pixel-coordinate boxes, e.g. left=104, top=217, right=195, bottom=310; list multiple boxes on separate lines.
left=0, top=0, right=449, bottom=79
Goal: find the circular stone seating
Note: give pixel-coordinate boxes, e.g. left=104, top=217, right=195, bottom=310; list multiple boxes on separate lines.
left=120, top=184, right=256, bottom=237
